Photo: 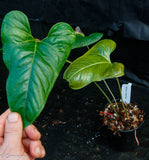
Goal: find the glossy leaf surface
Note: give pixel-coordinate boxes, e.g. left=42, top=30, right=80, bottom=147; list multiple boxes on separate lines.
left=64, top=39, right=124, bottom=89
left=72, top=32, right=103, bottom=49
left=1, top=11, right=76, bottom=128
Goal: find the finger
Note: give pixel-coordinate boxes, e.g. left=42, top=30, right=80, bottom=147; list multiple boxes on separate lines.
left=23, top=139, right=46, bottom=158
left=23, top=124, right=41, bottom=140
left=3, top=112, right=23, bottom=148
left=0, top=109, right=10, bottom=137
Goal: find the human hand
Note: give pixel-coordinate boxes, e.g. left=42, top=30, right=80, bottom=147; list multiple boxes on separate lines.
left=0, top=109, right=45, bottom=160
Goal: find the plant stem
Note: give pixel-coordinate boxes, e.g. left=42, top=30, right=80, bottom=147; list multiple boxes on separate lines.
left=94, top=81, right=119, bottom=117
left=100, top=111, right=113, bottom=116
left=66, top=60, right=72, bottom=64
left=116, top=77, right=127, bottom=115
left=103, top=80, right=119, bottom=110
left=134, top=128, right=139, bottom=146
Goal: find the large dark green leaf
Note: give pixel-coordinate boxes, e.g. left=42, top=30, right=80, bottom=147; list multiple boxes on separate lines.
left=63, top=39, right=124, bottom=89
left=1, top=11, right=76, bottom=128
left=72, top=32, right=103, bottom=49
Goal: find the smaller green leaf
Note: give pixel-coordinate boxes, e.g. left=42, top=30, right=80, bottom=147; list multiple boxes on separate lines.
left=64, top=39, right=124, bottom=89
left=72, top=32, right=103, bottom=49
left=85, top=39, right=116, bottom=62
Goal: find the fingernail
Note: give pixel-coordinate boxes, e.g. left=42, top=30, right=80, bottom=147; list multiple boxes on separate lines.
left=8, top=113, right=19, bottom=122
left=35, top=147, right=41, bottom=155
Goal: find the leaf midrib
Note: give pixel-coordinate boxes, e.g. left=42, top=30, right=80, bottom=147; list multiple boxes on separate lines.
left=25, top=40, right=37, bottom=120
left=67, top=60, right=110, bottom=81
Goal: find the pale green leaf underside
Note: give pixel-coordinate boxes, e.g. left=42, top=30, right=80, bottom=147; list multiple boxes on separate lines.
left=1, top=11, right=76, bottom=128
left=72, top=32, right=103, bottom=49
left=63, top=39, right=124, bottom=89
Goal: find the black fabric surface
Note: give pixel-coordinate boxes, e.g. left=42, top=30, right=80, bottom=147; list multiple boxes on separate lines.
left=34, top=78, right=149, bottom=160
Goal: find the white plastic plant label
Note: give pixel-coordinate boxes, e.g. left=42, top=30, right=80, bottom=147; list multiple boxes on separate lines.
left=121, top=83, right=132, bottom=104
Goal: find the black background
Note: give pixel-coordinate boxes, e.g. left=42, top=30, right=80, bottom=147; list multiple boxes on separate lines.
left=0, top=0, right=149, bottom=86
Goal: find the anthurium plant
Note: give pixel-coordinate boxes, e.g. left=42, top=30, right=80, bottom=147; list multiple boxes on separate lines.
left=63, top=38, right=125, bottom=115
left=63, top=28, right=144, bottom=145
left=1, top=10, right=103, bottom=128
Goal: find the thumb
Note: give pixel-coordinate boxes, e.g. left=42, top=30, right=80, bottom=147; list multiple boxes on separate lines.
left=3, top=112, right=23, bottom=147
